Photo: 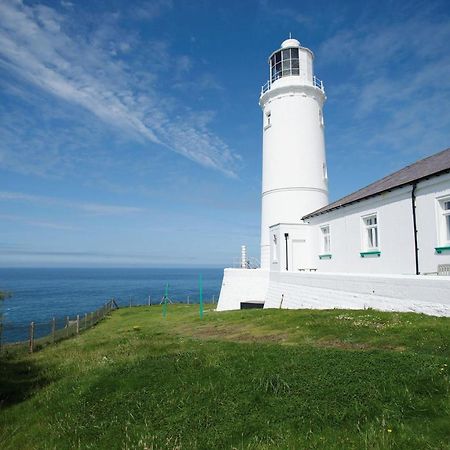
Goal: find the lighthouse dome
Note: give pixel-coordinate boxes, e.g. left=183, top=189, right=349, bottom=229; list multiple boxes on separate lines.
left=281, top=38, right=300, bottom=48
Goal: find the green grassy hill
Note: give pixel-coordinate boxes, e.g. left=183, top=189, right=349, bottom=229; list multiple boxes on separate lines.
left=1, top=305, right=449, bottom=449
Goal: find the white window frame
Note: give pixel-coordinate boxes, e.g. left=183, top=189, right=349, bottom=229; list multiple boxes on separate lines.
left=437, top=196, right=450, bottom=246
left=361, top=213, right=379, bottom=252
left=320, top=225, right=331, bottom=254
left=264, top=110, right=271, bottom=130
left=272, top=233, right=278, bottom=263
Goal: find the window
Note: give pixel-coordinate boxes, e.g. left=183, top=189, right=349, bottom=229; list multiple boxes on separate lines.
left=438, top=197, right=450, bottom=245
left=272, top=233, right=278, bottom=263
left=270, top=48, right=301, bottom=82
left=362, top=214, right=379, bottom=250
left=264, top=110, right=271, bottom=129
left=320, top=225, right=330, bottom=254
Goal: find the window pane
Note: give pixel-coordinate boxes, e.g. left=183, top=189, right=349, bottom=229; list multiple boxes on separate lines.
left=282, top=60, right=291, bottom=71
left=447, top=216, right=450, bottom=240
left=282, top=49, right=291, bottom=61
left=444, top=201, right=450, bottom=211
left=274, top=51, right=281, bottom=64
left=291, top=48, right=299, bottom=59
left=292, top=68, right=300, bottom=75
left=291, top=59, right=299, bottom=68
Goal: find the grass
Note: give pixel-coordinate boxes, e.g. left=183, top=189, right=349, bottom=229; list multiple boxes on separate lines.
left=0, top=305, right=449, bottom=449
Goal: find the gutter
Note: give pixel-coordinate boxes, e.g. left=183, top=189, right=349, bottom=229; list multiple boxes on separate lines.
left=411, top=182, right=420, bottom=275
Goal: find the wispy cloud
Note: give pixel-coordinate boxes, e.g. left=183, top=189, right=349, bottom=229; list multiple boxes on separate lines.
left=0, top=0, right=239, bottom=176
left=0, top=213, right=79, bottom=231
left=0, top=191, right=144, bottom=216
left=318, top=8, right=450, bottom=175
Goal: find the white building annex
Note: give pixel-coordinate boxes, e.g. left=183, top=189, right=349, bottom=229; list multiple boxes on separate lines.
left=217, top=38, right=450, bottom=316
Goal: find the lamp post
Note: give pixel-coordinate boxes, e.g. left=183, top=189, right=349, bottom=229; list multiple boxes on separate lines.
left=284, top=233, right=289, bottom=271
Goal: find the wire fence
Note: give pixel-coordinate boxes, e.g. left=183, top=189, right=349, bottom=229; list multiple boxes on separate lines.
left=0, top=293, right=219, bottom=354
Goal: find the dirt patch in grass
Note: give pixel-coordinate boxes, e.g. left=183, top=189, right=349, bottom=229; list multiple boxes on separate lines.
left=175, top=323, right=290, bottom=343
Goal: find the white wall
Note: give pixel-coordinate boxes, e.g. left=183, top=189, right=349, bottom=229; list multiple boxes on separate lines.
left=216, top=269, right=269, bottom=311
left=264, top=271, right=450, bottom=316
left=415, top=173, right=450, bottom=273
left=308, top=186, right=417, bottom=274
left=306, top=174, right=450, bottom=275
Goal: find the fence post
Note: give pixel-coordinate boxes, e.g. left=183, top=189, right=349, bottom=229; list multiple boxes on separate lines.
left=148, top=295, right=151, bottom=306
left=187, top=295, right=190, bottom=305
left=76, top=315, right=80, bottom=334
left=29, top=321, right=34, bottom=353
left=0, top=320, right=3, bottom=353
left=66, top=316, right=69, bottom=337
left=212, top=294, right=215, bottom=303
left=52, top=317, right=56, bottom=343
left=84, top=313, right=87, bottom=330
left=129, top=297, right=132, bottom=308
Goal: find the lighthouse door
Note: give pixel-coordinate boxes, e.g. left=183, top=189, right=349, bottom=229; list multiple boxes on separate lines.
left=291, top=239, right=307, bottom=271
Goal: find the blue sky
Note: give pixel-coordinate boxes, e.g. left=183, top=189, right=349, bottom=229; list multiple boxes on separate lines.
left=1, top=0, right=449, bottom=267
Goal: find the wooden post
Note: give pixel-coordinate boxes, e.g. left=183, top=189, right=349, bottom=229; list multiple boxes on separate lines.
left=76, top=315, right=80, bottom=334
left=52, top=317, right=56, bottom=343
left=66, top=316, right=69, bottom=337
left=90, top=312, right=93, bottom=326
left=29, top=321, right=34, bottom=353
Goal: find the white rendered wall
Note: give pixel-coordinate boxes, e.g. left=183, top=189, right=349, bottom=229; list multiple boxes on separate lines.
left=216, top=269, right=269, bottom=311
left=308, top=187, right=416, bottom=274
left=260, top=78, right=328, bottom=269
left=307, top=174, right=450, bottom=275
left=415, top=173, right=450, bottom=273
left=264, top=271, right=450, bottom=317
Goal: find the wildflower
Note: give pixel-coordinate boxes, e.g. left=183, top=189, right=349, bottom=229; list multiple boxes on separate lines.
left=387, top=429, right=392, bottom=433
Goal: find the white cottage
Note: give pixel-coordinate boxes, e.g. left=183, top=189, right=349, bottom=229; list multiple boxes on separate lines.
left=217, top=38, right=450, bottom=316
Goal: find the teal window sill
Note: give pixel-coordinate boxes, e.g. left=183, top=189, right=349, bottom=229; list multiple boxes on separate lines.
left=319, top=254, right=332, bottom=260
left=435, top=246, right=450, bottom=254
left=360, top=250, right=381, bottom=258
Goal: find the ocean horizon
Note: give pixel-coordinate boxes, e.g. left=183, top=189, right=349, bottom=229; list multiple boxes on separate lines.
left=0, top=267, right=224, bottom=343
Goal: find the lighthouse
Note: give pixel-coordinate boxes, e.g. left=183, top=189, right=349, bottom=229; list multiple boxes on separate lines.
left=259, top=38, right=328, bottom=269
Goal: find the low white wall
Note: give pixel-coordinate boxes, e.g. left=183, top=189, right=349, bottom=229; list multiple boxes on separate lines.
left=264, top=272, right=450, bottom=316
left=217, top=268, right=270, bottom=311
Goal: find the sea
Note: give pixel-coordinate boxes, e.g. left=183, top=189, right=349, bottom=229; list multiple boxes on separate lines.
left=0, top=267, right=224, bottom=343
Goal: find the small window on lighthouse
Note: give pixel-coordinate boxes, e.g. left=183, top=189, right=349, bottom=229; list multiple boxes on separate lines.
left=265, top=111, right=271, bottom=128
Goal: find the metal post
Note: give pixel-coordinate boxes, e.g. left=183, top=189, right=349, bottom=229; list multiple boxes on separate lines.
left=76, top=315, right=80, bottom=334
left=29, top=321, right=34, bottom=353
left=284, top=233, right=289, bottom=271
left=66, top=316, right=69, bottom=337
left=163, top=283, right=168, bottom=319
left=199, top=274, right=203, bottom=319
left=52, top=317, right=56, bottom=343
left=187, top=295, right=190, bottom=305
left=84, top=313, right=87, bottom=330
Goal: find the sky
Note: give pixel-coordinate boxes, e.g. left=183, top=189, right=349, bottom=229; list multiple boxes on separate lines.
left=0, top=0, right=449, bottom=268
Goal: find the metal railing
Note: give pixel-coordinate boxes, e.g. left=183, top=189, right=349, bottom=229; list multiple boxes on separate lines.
left=231, top=256, right=260, bottom=269
left=261, top=75, right=325, bottom=95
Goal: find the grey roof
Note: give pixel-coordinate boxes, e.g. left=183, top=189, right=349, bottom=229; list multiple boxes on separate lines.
left=303, top=147, right=450, bottom=220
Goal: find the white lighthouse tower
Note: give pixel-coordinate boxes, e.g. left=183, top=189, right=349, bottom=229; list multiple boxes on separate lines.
left=259, top=38, right=328, bottom=269
left=217, top=37, right=328, bottom=311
